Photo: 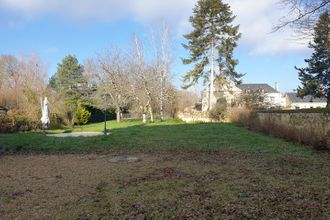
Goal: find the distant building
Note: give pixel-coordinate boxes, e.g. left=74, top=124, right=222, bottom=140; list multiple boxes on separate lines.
left=236, top=84, right=285, bottom=107
left=285, top=93, right=327, bottom=109
left=201, top=82, right=286, bottom=111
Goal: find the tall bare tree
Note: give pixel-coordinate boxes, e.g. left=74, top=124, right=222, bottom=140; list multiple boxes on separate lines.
left=0, top=54, right=48, bottom=123
left=274, top=0, right=330, bottom=35
left=130, top=35, right=159, bottom=123
left=87, top=48, right=133, bottom=122
left=150, top=22, right=172, bottom=121
left=0, top=55, right=19, bottom=108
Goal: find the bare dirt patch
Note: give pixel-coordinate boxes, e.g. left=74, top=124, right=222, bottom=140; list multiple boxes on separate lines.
left=46, top=132, right=108, bottom=137
left=0, top=151, right=329, bottom=219
left=109, top=155, right=139, bottom=163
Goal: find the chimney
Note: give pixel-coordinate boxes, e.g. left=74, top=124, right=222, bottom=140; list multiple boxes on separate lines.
left=275, top=82, right=279, bottom=91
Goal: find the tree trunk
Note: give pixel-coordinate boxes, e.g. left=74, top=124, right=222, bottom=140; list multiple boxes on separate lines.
left=160, top=74, right=164, bottom=121
left=209, top=38, right=215, bottom=111
left=194, top=82, right=199, bottom=99
left=116, top=108, right=121, bottom=123
left=327, top=95, right=330, bottom=108
left=70, top=111, right=75, bottom=127
left=149, top=105, right=154, bottom=123
left=142, top=113, right=147, bottom=123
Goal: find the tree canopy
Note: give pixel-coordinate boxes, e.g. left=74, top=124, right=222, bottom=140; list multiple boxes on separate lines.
left=50, top=54, right=86, bottom=100
left=296, top=12, right=330, bottom=107
left=49, top=55, right=89, bottom=125
left=182, top=0, right=241, bottom=88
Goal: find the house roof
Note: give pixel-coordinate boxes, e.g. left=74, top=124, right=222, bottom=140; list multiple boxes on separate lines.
left=236, top=84, right=278, bottom=93
left=286, top=93, right=327, bottom=103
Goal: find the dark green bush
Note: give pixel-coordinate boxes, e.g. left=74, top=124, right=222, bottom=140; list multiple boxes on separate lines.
left=85, top=105, right=116, bottom=123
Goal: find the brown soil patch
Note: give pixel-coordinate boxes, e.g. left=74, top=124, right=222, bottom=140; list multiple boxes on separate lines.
left=0, top=151, right=329, bottom=219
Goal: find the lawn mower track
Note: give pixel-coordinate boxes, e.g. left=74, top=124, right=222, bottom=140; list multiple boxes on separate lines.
left=0, top=151, right=329, bottom=219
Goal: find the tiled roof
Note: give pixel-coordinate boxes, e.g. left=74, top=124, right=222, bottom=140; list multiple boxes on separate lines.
left=286, top=93, right=327, bottom=103
left=236, top=84, right=278, bottom=93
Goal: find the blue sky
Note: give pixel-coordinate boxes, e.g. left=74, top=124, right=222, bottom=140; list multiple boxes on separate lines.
left=0, top=0, right=312, bottom=93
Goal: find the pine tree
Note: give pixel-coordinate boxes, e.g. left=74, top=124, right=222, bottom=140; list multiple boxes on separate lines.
left=296, top=12, right=330, bottom=108
left=50, top=55, right=86, bottom=101
left=182, top=0, right=242, bottom=110
left=50, top=55, right=87, bottom=125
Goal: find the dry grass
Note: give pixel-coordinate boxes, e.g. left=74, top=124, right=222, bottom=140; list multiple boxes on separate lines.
left=253, top=117, right=328, bottom=150
left=225, top=107, right=251, bottom=123
left=0, top=151, right=329, bottom=219
left=228, top=108, right=329, bottom=150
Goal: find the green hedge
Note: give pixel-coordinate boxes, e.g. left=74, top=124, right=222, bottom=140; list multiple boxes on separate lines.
left=257, top=108, right=330, bottom=114
left=85, top=105, right=116, bottom=123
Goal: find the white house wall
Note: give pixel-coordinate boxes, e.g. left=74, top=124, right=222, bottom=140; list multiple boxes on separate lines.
left=265, top=93, right=286, bottom=107
left=202, top=83, right=287, bottom=111
left=290, top=102, right=327, bottom=109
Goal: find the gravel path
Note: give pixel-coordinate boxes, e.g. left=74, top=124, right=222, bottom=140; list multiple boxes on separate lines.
left=46, top=132, right=108, bottom=137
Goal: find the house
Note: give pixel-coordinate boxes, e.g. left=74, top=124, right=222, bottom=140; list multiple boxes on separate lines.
left=236, top=83, right=285, bottom=107
left=201, top=82, right=286, bottom=111
left=285, top=93, right=327, bottom=109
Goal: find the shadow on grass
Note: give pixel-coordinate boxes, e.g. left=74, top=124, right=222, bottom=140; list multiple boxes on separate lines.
left=0, top=121, right=315, bottom=156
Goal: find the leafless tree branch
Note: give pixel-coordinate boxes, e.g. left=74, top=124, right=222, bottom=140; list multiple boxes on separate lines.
left=273, top=0, right=329, bottom=33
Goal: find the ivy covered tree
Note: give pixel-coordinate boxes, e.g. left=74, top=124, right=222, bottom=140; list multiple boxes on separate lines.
left=182, top=0, right=242, bottom=110
left=296, top=12, right=330, bottom=108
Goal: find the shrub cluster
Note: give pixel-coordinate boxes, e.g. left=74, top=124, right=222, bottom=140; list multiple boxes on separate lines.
left=0, top=111, right=39, bottom=133
left=225, top=107, right=251, bottom=124
left=209, top=104, right=227, bottom=120
left=74, top=107, right=91, bottom=125
left=49, top=113, right=65, bottom=129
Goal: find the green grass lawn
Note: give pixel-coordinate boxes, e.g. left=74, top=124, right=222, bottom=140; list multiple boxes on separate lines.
left=1, top=120, right=329, bottom=219
left=0, top=119, right=313, bottom=155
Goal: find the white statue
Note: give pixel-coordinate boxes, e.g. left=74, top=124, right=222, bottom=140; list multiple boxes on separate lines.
left=41, top=97, right=49, bottom=129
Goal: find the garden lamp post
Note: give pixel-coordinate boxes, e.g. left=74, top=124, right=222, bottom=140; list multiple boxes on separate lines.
left=103, top=93, right=108, bottom=136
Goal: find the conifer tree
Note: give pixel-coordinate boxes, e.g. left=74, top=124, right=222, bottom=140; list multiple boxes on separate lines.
left=296, top=12, right=330, bottom=108
left=50, top=55, right=87, bottom=125
left=50, top=55, right=86, bottom=100
left=182, top=0, right=241, bottom=110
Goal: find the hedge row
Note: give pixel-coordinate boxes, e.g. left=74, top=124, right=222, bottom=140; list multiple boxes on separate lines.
left=257, top=108, right=330, bottom=114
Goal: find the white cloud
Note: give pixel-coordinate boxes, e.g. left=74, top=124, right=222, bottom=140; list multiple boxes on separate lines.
left=227, top=0, right=309, bottom=54
left=0, top=0, right=195, bottom=22
left=0, top=0, right=309, bottom=54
